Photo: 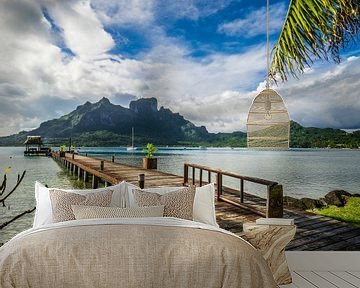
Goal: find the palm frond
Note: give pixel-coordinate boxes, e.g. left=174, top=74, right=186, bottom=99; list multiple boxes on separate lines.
left=270, top=0, right=359, bottom=82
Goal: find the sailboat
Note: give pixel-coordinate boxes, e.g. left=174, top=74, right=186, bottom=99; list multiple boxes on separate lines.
left=127, top=127, right=136, bottom=151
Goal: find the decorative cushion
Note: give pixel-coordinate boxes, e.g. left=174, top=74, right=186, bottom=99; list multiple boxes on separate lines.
left=133, top=186, right=196, bottom=220
left=72, top=205, right=164, bottom=219
left=49, top=189, right=113, bottom=222
left=126, top=182, right=218, bottom=227
left=33, top=181, right=126, bottom=228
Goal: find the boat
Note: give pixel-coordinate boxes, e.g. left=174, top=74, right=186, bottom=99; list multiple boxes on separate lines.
left=127, top=127, right=136, bottom=151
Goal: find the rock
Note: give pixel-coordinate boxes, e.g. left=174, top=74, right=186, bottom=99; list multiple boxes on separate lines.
left=352, top=193, right=360, bottom=197
left=283, top=196, right=305, bottom=209
left=300, top=198, right=322, bottom=210
left=324, top=190, right=352, bottom=207
left=129, top=97, right=158, bottom=114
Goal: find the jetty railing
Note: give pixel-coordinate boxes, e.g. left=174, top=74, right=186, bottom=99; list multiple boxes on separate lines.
left=183, top=163, right=283, bottom=218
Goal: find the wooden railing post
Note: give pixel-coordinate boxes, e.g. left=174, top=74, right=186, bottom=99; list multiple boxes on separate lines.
left=138, top=173, right=145, bottom=189
left=240, top=179, right=244, bottom=203
left=208, top=171, right=211, bottom=183
left=92, top=175, right=99, bottom=189
left=111, top=155, right=115, bottom=162
left=100, top=160, right=104, bottom=170
left=266, top=184, right=283, bottom=218
left=216, top=172, right=222, bottom=201
left=199, top=169, right=203, bottom=187
left=183, top=164, right=188, bottom=185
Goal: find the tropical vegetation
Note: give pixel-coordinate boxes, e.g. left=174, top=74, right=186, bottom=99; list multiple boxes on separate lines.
left=313, top=197, right=360, bottom=225
left=271, top=0, right=359, bottom=81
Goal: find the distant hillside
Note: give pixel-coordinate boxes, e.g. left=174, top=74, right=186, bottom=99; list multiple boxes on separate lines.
left=0, top=97, right=245, bottom=147
left=290, top=121, right=360, bottom=148
left=0, top=98, right=358, bottom=148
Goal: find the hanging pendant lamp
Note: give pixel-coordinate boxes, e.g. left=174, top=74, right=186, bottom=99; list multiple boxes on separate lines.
left=246, top=0, right=290, bottom=149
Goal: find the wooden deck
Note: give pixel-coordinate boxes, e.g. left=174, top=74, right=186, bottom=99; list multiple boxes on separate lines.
left=280, top=251, right=360, bottom=288
left=53, top=152, right=360, bottom=251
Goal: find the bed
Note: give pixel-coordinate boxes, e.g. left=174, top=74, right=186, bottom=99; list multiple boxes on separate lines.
left=0, top=182, right=277, bottom=288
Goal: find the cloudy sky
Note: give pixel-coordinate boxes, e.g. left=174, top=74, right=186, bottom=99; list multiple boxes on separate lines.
left=0, top=0, right=359, bottom=136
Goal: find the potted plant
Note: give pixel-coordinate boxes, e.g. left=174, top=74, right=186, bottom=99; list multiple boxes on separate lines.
left=59, top=145, right=66, bottom=157
left=142, top=143, right=158, bottom=169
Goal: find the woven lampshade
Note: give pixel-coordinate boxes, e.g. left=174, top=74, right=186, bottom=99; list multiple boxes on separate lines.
left=247, top=89, right=290, bottom=149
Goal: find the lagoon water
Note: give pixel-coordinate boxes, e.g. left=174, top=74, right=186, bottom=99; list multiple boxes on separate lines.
left=1, top=146, right=359, bottom=244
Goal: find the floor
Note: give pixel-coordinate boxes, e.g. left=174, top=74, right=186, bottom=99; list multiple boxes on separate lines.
left=280, top=252, right=360, bottom=288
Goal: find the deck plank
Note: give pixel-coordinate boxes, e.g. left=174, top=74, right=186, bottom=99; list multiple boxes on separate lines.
left=291, top=272, right=318, bottom=288
left=331, top=272, right=360, bottom=287
left=296, top=271, right=338, bottom=288
left=315, top=272, right=358, bottom=288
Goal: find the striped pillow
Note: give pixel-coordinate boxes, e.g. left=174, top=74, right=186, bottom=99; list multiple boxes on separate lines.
left=72, top=205, right=164, bottom=219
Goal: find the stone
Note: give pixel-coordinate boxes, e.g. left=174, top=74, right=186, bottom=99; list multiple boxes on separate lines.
left=300, top=197, right=325, bottom=210
left=283, top=196, right=304, bottom=209
left=242, top=223, right=296, bottom=285
left=324, top=190, right=352, bottom=207
left=300, top=198, right=318, bottom=210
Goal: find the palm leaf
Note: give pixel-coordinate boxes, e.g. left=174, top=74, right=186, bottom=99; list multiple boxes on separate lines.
left=270, top=0, right=359, bottom=81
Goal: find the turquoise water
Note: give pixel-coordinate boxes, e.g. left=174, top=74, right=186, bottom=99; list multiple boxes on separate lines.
left=1, top=146, right=359, bottom=244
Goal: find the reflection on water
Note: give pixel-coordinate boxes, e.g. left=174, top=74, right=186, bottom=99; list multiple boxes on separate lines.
left=0, top=146, right=359, bottom=244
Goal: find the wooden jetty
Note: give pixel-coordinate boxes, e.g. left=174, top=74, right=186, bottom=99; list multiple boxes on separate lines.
left=52, top=152, right=360, bottom=251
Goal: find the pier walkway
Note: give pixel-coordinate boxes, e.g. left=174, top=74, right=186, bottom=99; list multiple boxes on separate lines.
left=52, top=152, right=360, bottom=251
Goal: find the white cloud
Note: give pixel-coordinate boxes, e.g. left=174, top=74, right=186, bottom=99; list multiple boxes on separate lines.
left=47, top=1, right=114, bottom=57
left=277, top=57, right=360, bottom=129
left=218, top=2, right=287, bottom=37
left=91, top=0, right=155, bottom=26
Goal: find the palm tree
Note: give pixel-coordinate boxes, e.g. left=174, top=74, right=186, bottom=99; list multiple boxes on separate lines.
left=270, top=0, right=359, bottom=81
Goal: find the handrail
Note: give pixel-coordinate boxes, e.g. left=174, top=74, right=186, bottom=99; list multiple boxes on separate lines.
left=183, top=163, right=283, bottom=218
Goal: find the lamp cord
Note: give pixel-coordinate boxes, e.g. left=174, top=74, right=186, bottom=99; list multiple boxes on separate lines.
left=266, top=0, right=270, bottom=89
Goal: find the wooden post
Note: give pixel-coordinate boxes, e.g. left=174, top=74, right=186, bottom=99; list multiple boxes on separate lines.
left=240, top=179, right=244, bottom=203
left=104, top=181, right=108, bottom=187
left=111, top=155, right=115, bottom=163
left=192, top=166, right=195, bottom=185
left=208, top=171, right=211, bottom=183
left=100, top=161, right=104, bottom=170
left=138, top=173, right=145, bottom=189
left=78, top=169, right=82, bottom=181
left=216, top=172, right=222, bottom=201
left=72, top=153, right=75, bottom=160
left=199, top=169, right=203, bottom=187
left=183, top=164, right=188, bottom=185
left=83, top=171, right=88, bottom=182
left=85, top=153, right=88, bottom=157
left=92, top=175, right=99, bottom=189
left=266, top=184, right=283, bottom=218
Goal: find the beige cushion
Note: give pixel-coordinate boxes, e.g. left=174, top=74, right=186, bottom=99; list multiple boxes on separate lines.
left=133, top=186, right=196, bottom=220
left=72, top=205, right=164, bottom=219
left=49, top=189, right=113, bottom=222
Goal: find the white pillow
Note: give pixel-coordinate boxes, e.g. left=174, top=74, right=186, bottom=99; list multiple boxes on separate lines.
left=126, top=182, right=218, bottom=227
left=33, top=181, right=126, bottom=228
left=72, top=205, right=164, bottom=219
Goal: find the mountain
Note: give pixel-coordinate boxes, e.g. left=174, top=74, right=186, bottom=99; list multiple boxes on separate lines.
left=0, top=97, right=358, bottom=148
left=0, top=97, right=245, bottom=147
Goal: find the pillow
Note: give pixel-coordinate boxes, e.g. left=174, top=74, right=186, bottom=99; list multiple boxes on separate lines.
left=133, top=186, right=196, bottom=220
left=49, top=189, right=113, bottom=222
left=126, top=182, right=218, bottom=227
left=33, top=181, right=126, bottom=228
left=72, top=205, right=164, bottom=219
left=193, top=183, right=218, bottom=227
